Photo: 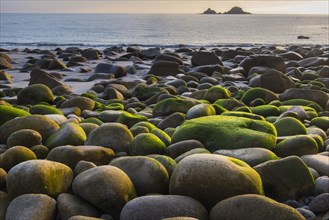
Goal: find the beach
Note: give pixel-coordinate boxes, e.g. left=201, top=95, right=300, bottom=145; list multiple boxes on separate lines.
left=0, top=44, right=329, bottom=219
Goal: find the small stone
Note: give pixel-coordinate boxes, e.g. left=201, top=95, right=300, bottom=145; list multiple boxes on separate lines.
left=308, top=193, right=329, bottom=214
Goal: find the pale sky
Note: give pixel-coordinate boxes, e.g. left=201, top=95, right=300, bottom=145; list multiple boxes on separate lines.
left=1, top=1, right=329, bottom=14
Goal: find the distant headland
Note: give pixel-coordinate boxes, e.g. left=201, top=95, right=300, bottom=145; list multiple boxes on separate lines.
left=202, top=6, right=251, bottom=15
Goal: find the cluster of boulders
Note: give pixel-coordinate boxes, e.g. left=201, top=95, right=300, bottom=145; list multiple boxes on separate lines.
left=0, top=44, right=328, bottom=220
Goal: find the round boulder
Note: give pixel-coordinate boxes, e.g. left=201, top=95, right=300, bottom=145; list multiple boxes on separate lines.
left=128, top=133, right=166, bottom=156
left=169, top=154, right=264, bottom=210
left=17, top=84, right=54, bottom=105
left=72, top=165, right=136, bottom=212
left=6, top=160, right=73, bottom=198
left=110, top=156, right=169, bottom=196
left=121, top=195, right=208, bottom=220
left=1, top=146, right=37, bottom=171
left=6, top=129, right=42, bottom=148
left=210, top=194, right=305, bottom=220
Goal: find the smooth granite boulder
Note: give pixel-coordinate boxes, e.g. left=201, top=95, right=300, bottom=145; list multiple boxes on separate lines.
left=210, top=194, right=305, bottom=220
left=111, top=156, right=169, bottom=196
left=57, top=193, right=99, bottom=220
left=120, top=195, right=208, bottom=220
left=17, top=84, right=54, bottom=105
left=166, top=140, right=205, bottom=159
left=254, top=156, right=314, bottom=201
left=47, top=145, right=115, bottom=169
left=310, top=116, right=329, bottom=131
left=148, top=61, right=185, bottom=76
left=214, top=148, right=279, bottom=167
left=274, top=135, right=318, bottom=157
left=85, top=123, right=133, bottom=153
left=94, top=63, right=126, bottom=78
left=171, top=115, right=277, bottom=152
left=45, top=123, right=86, bottom=149
left=0, top=115, right=60, bottom=144
left=72, top=165, right=137, bottom=212
left=279, top=88, right=329, bottom=109
left=249, top=69, right=295, bottom=93
left=191, top=51, right=223, bottom=67
left=240, top=55, right=285, bottom=75
left=6, top=160, right=73, bottom=198
left=0, top=105, right=30, bottom=126
left=186, top=104, right=216, bottom=119
left=204, top=86, right=231, bottom=103
left=5, top=194, right=56, bottom=220
left=169, top=154, right=264, bottom=210
left=301, top=154, right=329, bottom=176
left=30, top=104, right=64, bottom=115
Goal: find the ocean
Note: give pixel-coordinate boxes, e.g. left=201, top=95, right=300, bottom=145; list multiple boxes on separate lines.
left=0, top=13, right=328, bottom=48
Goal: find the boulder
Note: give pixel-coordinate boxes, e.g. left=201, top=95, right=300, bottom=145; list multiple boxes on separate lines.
left=273, top=135, right=318, bottom=157
left=45, top=123, right=86, bottom=149
left=239, top=55, right=285, bottom=76
left=154, top=54, right=184, bottom=65
left=139, top=48, right=161, bottom=59
left=171, top=115, right=277, bottom=152
left=240, top=87, right=279, bottom=106
left=273, top=117, right=307, bottom=136
left=47, top=59, right=67, bottom=70
left=85, top=123, right=133, bottom=153
left=61, top=96, right=95, bottom=111
left=192, top=64, right=223, bottom=76
left=120, top=195, right=208, bottom=220
left=1, top=146, right=37, bottom=171
left=81, top=48, right=99, bottom=60
left=310, top=116, right=329, bottom=131
left=0, top=115, right=60, bottom=144
left=57, top=193, right=99, bottom=220
left=186, top=104, right=216, bottom=119
left=94, top=63, right=126, bottom=78
left=169, top=154, right=264, bottom=210
left=17, top=84, right=54, bottom=105
left=0, top=70, right=12, bottom=82
left=47, top=145, right=115, bottom=169
left=30, top=104, right=64, bottom=115
left=110, top=156, right=169, bottom=195
left=147, top=61, right=184, bottom=76
left=0, top=56, right=12, bottom=69
left=0, top=105, right=30, bottom=126
left=299, top=57, right=327, bottom=68
left=279, top=88, right=329, bottom=109
left=166, top=140, right=204, bottom=159
left=204, top=86, right=231, bottom=103
left=301, top=154, right=329, bottom=176
left=128, top=133, right=166, bottom=156
left=210, top=194, right=305, bottom=220
left=249, top=69, right=295, bottom=93
left=147, top=154, right=177, bottom=177
left=254, top=156, right=314, bottom=201
left=308, top=193, right=329, bottom=214
left=6, top=160, right=73, bottom=198
left=157, top=112, right=186, bottom=130
left=29, top=68, right=65, bottom=89
left=72, top=165, right=136, bottom=212
left=5, top=194, right=56, bottom=220
left=214, top=148, right=279, bottom=167
left=153, top=98, right=201, bottom=117
left=191, top=52, right=223, bottom=67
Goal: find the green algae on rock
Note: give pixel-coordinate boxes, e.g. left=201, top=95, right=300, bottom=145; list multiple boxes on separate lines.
left=0, top=105, right=30, bottom=126
left=129, top=133, right=166, bottom=156
left=171, top=115, right=277, bottom=152
left=30, top=104, right=64, bottom=115
left=17, top=84, right=54, bottom=105
left=273, top=117, right=307, bottom=136
left=153, top=97, right=201, bottom=117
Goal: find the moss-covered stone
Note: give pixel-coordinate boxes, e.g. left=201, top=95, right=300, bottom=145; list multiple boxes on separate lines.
left=80, top=117, right=103, bottom=126
left=106, top=102, right=124, bottom=111
left=1, top=146, right=37, bottom=171
left=214, top=98, right=245, bottom=111
left=169, top=154, right=264, bottom=210
left=117, top=112, right=148, bottom=128
left=310, top=116, right=329, bottom=131
left=273, top=117, right=307, bottom=136
left=79, top=123, right=99, bottom=136
left=45, top=123, right=87, bottom=149
left=204, top=86, right=231, bottom=103
left=6, top=129, right=42, bottom=148
left=221, top=111, right=265, bottom=121
left=151, top=127, right=171, bottom=146
left=0, top=115, right=60, bottom=144
left=274, top=135, right=318, bottom=157
left=251, top=105, right=281, bottom=117
left=7, top=160, right=73, bottom=198
left=172, top=115, right=277, bottom=152
left=0, top=105, right=30, bottom=126
left=129, top=133, right=166, bottom=156
left=282, top=99, right=322, bottom=112
left=30, top=104, right=64, bottom=115
left=147, top=154, right=177, bottom=177
left=17, top=84, right=54, bottom=105
left=61, top=96, right=95, bottom=111
left=279, top=105, right=318, bottom=120
left=153, top=97, right=201, bottom=117
left=186, top=104, right=216, bottom=119
left=240, top=87, right=279, bottom=106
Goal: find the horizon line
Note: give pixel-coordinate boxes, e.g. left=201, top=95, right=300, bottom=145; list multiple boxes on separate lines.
left=1, top=12, right=328, bottom=15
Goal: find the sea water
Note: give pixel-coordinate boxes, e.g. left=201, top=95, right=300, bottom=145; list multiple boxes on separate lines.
left=0, top=13, right=328, bottom=48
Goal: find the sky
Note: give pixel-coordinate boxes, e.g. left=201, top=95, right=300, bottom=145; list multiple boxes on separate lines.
left=1, top=0, right=329, bottom=14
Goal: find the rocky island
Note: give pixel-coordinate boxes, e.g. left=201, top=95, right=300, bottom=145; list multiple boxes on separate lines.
left=202, top=6, right=251, bottom=14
